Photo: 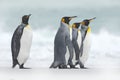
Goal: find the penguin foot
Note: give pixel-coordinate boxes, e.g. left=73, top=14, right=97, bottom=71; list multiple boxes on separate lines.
left=80, top=65, right=85, bottom=69
left=19, top=64, right=31, bottom=69
left=68, top=60, right=76, bottom=68
left=59, top=64, right=67, bottom=69
left=75, top=60, right=85, bottom=69
left=12, top=60, right=18, bottom=68
left=68, top=64, right=76, bottom=68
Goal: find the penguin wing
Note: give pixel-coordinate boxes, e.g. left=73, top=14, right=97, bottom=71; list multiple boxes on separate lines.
left=66, top=35, right=74, bottom=63
left=83, top=27, right=91, bottom=43
left=83, top=27, right=91, bottom=41
left=65, top=26, right=74, bottom=62
left=11, top=24, right=25, bottom=60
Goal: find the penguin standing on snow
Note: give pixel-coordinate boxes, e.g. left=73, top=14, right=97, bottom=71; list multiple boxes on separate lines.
left=71, top=23, right=83, bottom=68
left=75, top=17, right=96, bottom=68
left=11, top=14, right=33, bottom=69
left=50, top=16, right=77, bottom=69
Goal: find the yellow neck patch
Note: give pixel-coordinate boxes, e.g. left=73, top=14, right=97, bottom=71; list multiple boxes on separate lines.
left=72, top=24, right=76, bottom=28
left=25, top=25, right=31, bottom=29
left=78, top=29, right=81, bottom=32
left=68, top=25, right=72, bottom=29
left=87, top=26, right=91, bottom=33
left=62, top=18, right=65, bottom=23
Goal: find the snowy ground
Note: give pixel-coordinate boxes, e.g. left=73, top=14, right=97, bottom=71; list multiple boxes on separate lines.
left=0, top=67, right=120, bottom=80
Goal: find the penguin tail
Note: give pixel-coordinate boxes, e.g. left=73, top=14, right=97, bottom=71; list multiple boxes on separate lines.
left=12, top=63, right=17, bottom=68
left=49, top=63, right=54, bottom=68
left=49, top=62, right=59, bottom=68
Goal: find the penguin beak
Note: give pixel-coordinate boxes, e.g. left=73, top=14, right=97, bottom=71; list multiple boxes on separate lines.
left=69, top=16, right=77, bottom=20
left=71, top=16, right=77, bottom=18
left=79, top=21, right=85, bottom=25
left=89, top=17, right=96, bottom=22
left=28, top=14, right=32, bottom=17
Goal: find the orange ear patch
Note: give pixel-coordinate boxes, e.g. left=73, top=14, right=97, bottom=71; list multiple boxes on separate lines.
left=62, top=18, right=65, bottom=22
left=72, top=24, right=76, bottom=28
left=78, top=29, right=80, bottom=32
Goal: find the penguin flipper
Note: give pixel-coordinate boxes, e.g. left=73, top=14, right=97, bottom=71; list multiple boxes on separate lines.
left=11, top=24, right=25, bottom=66
left=80, top=43, right=84, bottom=56
left=72, top=39, right=80, bottom=60
left=65, top=34, right=74, bottom=68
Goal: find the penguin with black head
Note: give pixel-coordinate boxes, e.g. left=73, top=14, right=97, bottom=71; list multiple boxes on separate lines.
left=71, top=22, right=83, bottom=68
left=11, top=14, right=33, bottom=69
left=50, top=16, right=77, bottom=69
left=75, top=17, right=96, bottom=68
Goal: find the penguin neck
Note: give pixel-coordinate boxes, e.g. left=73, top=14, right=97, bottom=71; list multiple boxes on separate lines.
left=66, top=23, right=69, bottom=25
left=81, top=25, right=88, bottom=32
left=81, top=25, right=89, bottom=40
left=61, top=22, right=70, bottom=27
left=22, top=23, right=29, bottom=26
left=61, top=22, right=69, bottom=25
left=22, top=21, right=29, bottom=25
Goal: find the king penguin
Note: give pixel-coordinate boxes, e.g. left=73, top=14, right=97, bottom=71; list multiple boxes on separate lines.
left=11, top=14, right=33, bottom=69
left=75, top=17, right=96, bottom=68
left=71, top=23, right=83, bottom=68
left=50, top=16, right=77, bottom=69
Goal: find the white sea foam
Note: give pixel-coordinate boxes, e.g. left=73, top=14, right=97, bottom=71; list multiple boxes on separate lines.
left=87, top=29, right=120, bottom=68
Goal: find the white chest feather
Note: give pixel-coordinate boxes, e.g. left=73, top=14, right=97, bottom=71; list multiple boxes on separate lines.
left=80, top=32, right=91, bottom=64
left=73, top=29, right=91, bottom=65
left=77, top=30, right=82, bottom=49
left=17, top=25, right=33, bottom=65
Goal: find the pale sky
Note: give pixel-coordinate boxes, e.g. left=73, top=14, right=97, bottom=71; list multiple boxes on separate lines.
left=0, top=0, right=120, bottom=34
left=1, top=0, right=120, bottom=9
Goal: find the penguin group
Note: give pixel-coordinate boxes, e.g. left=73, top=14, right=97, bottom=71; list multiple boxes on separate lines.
left=50, top=16, right=96, bottom=69
left=11, top=14, right=95, bottom=69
